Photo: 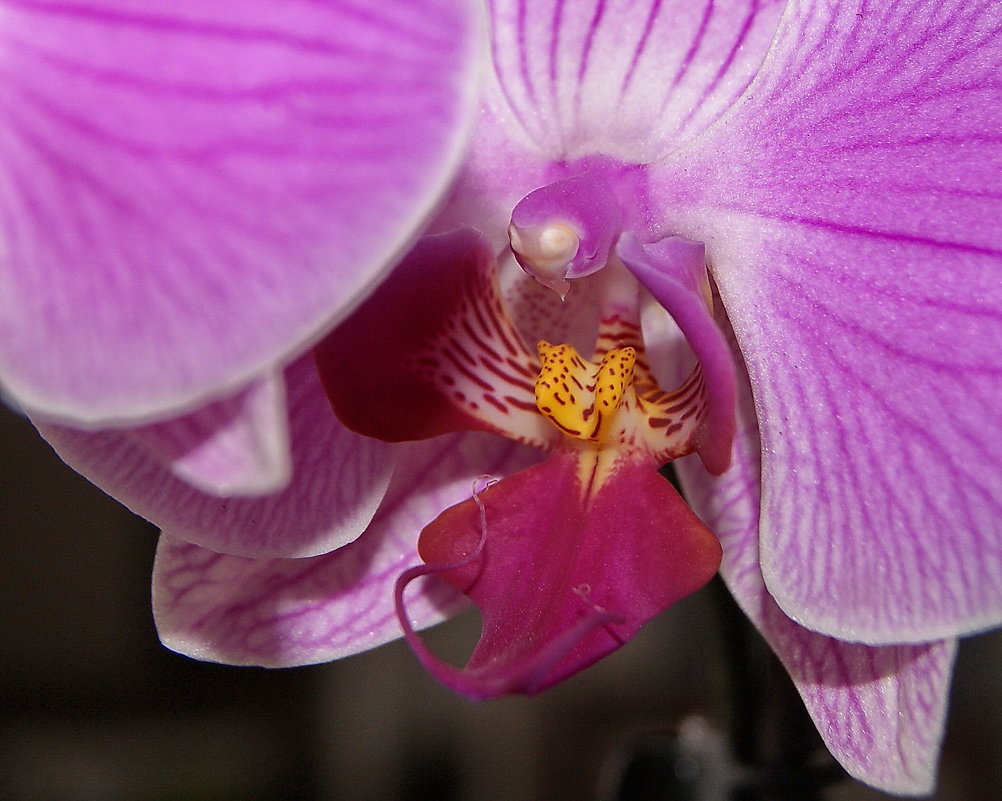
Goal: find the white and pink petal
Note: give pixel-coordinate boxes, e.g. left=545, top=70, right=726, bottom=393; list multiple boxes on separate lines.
left=37, top=354, right=394, bottom=558
left=676, top=352, right=955, bottom=795
left=125, top=370, right=291, bottom=497
left=657, top=0, right=1002, bottom=643
left=436, top=0, right=788, bottom=242
left=152, top=433, right=537, bottom=666
left=482, top=0, right=786, bottom=163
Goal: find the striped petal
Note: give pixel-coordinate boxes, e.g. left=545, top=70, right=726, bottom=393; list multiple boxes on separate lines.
left=0, top=0, right=480, bottom=425
left=482, top=0, right=785, bottom=162
left=675, top=345, right=956, bottom=795
left=152, top=434, right=536, bottom=666
left=36, top=353, right=394, bottom=558
left=656, top=0, right=1002, bottom=642
left=315, top=230, right=560, bottom=449
left=432, top=0, right=787, bottom=265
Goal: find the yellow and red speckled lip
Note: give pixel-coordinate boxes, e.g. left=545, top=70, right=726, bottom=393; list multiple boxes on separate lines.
left=534, top=341, right=636, bottom=442
left=533, top=335, right=712, bottom=466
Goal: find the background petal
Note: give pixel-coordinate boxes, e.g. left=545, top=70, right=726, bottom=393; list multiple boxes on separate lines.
left=36, top=354, right=395, bottom=558
left=152, top=433, right=537, bottom=666
left=676, top=347, right=956, bottom=795
left=482, top=0, right=785, bottom=162
left=126, top=370, right=291, bottom=497
left=655, top=0, right=1002, bottom=642
left=433, top=0, right=786, bottom=247
left=0, top=0, right=481, bottom=424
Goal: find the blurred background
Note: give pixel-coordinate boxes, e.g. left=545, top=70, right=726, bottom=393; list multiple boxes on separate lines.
left=3, top=404, right=1001, bottom=801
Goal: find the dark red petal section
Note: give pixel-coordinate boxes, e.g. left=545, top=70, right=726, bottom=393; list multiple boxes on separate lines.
left=314, top=230, right=495, bottom=441
left=399, top=449, right=721, bottom=698
left=314, top=230, right=554, bottom=446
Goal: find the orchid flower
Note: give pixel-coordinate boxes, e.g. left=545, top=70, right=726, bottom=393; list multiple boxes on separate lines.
left=3, top=0, right=999, bottom=796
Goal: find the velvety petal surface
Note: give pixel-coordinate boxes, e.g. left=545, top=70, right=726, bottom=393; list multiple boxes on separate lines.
left=0, top=0, right=481, bottom=424
left=676, top=346, right=956, bottom=795
left=126, top=370, right=291, bottom=496
left=656, top=0, right=1002, bottom=642
left=402, top=449, right=722, bottom=699
left=153, top=433, right=536, bottom=666
left=36, top=354, right=393, bottom=558
left=483, top=0, right=786, bottom=163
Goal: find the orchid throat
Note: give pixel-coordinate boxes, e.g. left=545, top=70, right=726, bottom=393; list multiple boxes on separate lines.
left=314, top=164, right=737, bottom=699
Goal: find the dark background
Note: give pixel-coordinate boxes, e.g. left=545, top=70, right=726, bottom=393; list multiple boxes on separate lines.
left=3, top=405, right=1000, bottom=801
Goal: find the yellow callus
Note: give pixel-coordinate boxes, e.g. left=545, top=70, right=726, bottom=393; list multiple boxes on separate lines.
left=535, top=341, right=636, bottom=443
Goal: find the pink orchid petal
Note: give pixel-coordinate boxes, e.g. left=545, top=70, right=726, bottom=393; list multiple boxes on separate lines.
left=315, top=230, right=559, bottom=449
left=617, top=232, right=736, bottom=475
left=656, top=0, right=1002, bottom=642
left=36, top=354, right=393, bottom=558
left=676, top=352, right=956, bottom=795
left=126, top=370, right=290, bottom=497
left=0, top=0, right=481, bottom=425
left=403, top=449, right=721, bottom=699
left=152, top=433, right=537, bottom=666
left=482, top=0, right=785, bottom=162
